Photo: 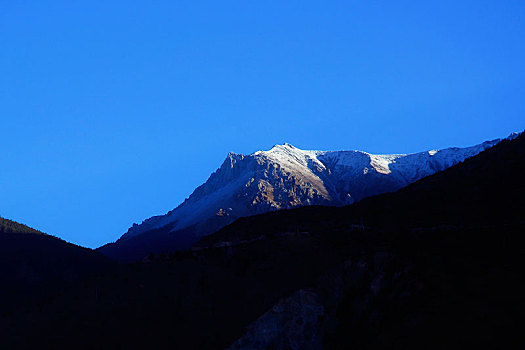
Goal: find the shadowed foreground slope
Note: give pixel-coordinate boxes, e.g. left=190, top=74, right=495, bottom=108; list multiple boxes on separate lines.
left=0, top=218, right=114, bottom=315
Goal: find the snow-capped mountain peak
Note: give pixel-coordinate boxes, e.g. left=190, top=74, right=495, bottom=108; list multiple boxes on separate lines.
left=115, top=137, right=504, bottom=251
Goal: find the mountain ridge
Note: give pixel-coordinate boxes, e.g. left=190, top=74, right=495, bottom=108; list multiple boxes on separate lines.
left=98, top=136, right=508, bottom=262
left=0, top=216, right=44, bottom=235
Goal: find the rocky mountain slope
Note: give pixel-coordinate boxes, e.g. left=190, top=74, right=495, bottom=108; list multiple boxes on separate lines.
left=99, top=137, right=506, bottom=262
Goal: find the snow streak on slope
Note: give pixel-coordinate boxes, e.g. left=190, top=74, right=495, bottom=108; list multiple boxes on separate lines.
left=118, top=138, right=502, bottom=244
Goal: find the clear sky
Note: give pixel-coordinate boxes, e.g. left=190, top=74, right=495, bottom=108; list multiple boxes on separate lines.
left=1, top=1, right=524, bottom=248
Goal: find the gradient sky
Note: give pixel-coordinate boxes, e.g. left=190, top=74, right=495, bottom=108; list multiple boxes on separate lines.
left=1, top=1, right=524, bottom=248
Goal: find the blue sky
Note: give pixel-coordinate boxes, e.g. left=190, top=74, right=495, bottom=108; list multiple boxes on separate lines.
left=1, top=1, right=524, bottom=248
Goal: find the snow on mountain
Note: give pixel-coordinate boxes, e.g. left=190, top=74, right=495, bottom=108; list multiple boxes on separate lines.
left=117, top=137, right=502, bottom=246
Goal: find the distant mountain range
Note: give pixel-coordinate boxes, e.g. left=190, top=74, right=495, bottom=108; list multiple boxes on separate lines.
left=99, top=136, right=511, bottom=262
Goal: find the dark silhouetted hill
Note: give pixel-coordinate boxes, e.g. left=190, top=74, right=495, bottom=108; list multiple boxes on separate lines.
left=0, top=217, right=114, bottom=315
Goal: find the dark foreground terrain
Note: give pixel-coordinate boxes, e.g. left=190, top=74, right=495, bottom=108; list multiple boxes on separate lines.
left=1, top=133, right=524, bottom=349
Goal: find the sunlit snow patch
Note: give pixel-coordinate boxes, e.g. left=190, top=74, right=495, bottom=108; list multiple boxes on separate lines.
left=368, top=154, right=403, bottom=175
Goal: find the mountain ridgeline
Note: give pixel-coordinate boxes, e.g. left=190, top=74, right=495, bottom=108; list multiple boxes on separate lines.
left=99, top=137, right=503, bottom=262
left=0, top=216, right=43, bottom=235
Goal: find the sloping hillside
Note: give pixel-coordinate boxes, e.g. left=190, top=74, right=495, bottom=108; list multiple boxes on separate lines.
left=0, top=217, right=114, bottom=314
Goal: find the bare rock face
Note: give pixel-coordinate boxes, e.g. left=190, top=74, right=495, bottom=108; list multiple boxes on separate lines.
left=98, top=138, right=502, bottom=261
left=118, top=144, right=336, bottom=243
left=229, top=290, right=325, bottom=350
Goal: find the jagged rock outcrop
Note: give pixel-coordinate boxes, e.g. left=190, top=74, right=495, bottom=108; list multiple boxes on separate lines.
left=229, top=289, right=325, bottom=350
